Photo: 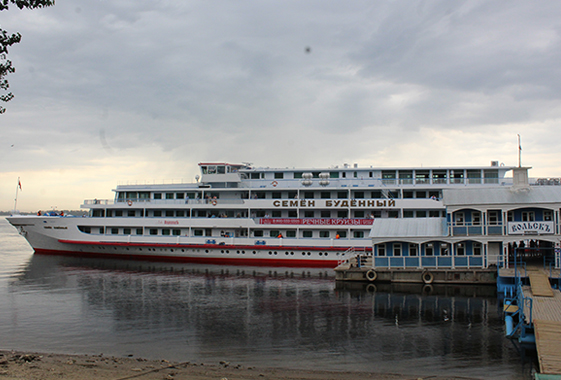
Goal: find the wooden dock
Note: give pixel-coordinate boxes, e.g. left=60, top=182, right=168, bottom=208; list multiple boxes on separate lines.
left=521, top=269, right=561, bottom=375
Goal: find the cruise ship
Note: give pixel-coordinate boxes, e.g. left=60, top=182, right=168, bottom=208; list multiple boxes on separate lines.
left=8, top=161, right=517, bottom=267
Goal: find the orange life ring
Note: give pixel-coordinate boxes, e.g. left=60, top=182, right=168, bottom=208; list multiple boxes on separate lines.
left=272, top=181, right=278, bottom=187
left=127, top=200, right=133, bottom=206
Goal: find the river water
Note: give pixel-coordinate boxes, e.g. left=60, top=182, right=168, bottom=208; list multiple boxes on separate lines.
left=0, top=217, right=535, bottom=379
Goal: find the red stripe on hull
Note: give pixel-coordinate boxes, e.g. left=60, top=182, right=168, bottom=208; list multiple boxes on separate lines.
left=33, top=248, right=341, bottom=268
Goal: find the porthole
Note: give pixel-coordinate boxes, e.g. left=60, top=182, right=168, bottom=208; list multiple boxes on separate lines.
left=205, top=249, right=209, bottom=253
left=253, top=251, right=256, bottom=254
left=291, top=252, right=294, bottom=255
left=221, top=250, right=224, bottom=254
left=226, top=250, right=229, bottom=254
left=302, top=252, right=306, bottom=256
left=274, top=251, right=278, bottom=255
left=307, top=252, right=311, bottom=256
left=319, top=252, right=323, bottom=256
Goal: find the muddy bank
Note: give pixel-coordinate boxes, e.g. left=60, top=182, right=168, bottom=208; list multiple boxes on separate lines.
left=0, top=350, right=481, bottom=380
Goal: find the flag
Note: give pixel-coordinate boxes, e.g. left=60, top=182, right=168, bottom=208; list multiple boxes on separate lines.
left=18, top=179, right=22, bottom=191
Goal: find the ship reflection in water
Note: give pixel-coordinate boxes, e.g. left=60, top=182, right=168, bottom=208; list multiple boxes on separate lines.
left=5, top=253, right=533, bottom=379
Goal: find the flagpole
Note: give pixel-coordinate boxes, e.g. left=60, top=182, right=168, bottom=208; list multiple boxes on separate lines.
left=13, top=177, right=20, bottom=213
left=517, top=134, right=521, bottom=167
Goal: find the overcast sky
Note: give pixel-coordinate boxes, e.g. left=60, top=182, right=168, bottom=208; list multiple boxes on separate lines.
left=2, top=0, right=561, bottom=211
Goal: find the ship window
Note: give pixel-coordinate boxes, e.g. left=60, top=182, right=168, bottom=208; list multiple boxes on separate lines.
left=441, top=244, right=449, bottom=256
left=371, top=191, right=382, bottom=199
left=217, top=166, right=226, bottom=174
left=286, top=230, right=296, bottom=238
left=342, top=172, right=346, bottom=178
left=78, top=226, right=91, bottom=234
left=288, top=210, right=297, bottom=218
left=115, top=210, right=123, bottom=217
left=154, top=193, right=162, bottom=199
left=522, top=211, right=535, bottom=222
left=484, top=170, right=499, bottom=184
left=544, top=211, right=553, bottom=221
left=165, top=193, right=173, bottom=199
left=272, top=210, right=281, bottom=217
left=173, top=229, right=181, bottom=236
left=150, top=229, right=158, bottom=235
left=176, top=193, right=184, bottom=199
left=507, top=211, right=513, bottom=222
left=304, top=191, right=314, bottom=199
left=488, top=211, right=499, bottom=225
left=336, top=230, right=347, bottom=238
left=99, top=227, right=104, bottom=234
left=321, top=210, right=330, bottom=218
left=124, top=228, right=131, bottom=235
left=474, top=243, right=482, bottom=255
left=338, top=210, right=348, bottom=218
left=166, top=210, right=174, bottom=217
left=425, top=245, right=433, bottom=256
left=176, top=210, right=185, bottom=217
left=416, top=211, right=426, bottom=218
left=409, top=244, right=417, bottom=256
left=117, top=192, right=125, bottom=200
left=194, top=229, right=203, bottom=236
left=393, top=244, right=401, bottom=256
left=251, top=173, right=261, bottom=179
left=403, top=210, right=414, bottom=218
left=303, top=231, right=313, bottom=238
left=321, top=192, right=330, bottom=199
left=153, top=210, right=162, bottom=217
left=455, top=212, right=464, bottom=226
left=403, top=191, right=414, bottom=199
left=415, top=170, right=430, bottom=184
left=272, top=192, right=281, bottom=199
left=136, top=228, right=143, bottom=235
left=270, top=230, right=280, bottom=237
left=294, top=172, right=303, bottom=179
left=377, top=244, right=385, bottom=256
left=111, top=228, right=118, bottom=234
left=128, top=210, right=135, bottom=217
left=416, top=191, right=427, bottom=198
left=388, top=211, right=399, bottom=218
left=304, top=211, right=314, bottom=218
left=139, top=192, right=150, bottom=199
left=254, top=230, right=263, bottom=237
left=353, top=231, right=364, bottom=238
left=472, top=212, right=481, bottom=225
left=337, top=191, right=347, bottom=199
left=456, top=243, right=465, bottom=256
left=429, top=211, right=440, bottom=217
left=274, top=172, right=284, bottom=179
left=288, top=191, right=297, bottom=198
left=320, top=231, right=330, bottom=238
left=354, top=192, right=364, bottom=199
left=330, top=172, right=339, bottom=179
left=162, top=229, right=170, bottom=235
left=355, top=211, right=365, bottom=218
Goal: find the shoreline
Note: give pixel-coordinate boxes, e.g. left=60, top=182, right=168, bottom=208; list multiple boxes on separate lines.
left=0, top=350, right=481, bottom=380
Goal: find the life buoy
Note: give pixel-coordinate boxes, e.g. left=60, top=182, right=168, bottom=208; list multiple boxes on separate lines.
left=212, top=200, right=217, bottom=206
left=127, top=200, right=133, bottom=206
left=271, top=181, right=278, bottom=187
left=422, top=271, right=434, bottom=284
left=366, top=269, right=377, bottom=282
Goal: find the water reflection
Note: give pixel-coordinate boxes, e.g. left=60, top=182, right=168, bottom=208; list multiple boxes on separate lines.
left=3, top=254, right=534, bottom=379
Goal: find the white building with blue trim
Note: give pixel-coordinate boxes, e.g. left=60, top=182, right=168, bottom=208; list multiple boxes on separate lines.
left=368, top=167, right=561, bottom=273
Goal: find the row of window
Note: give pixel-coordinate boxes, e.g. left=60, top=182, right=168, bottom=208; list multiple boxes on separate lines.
left=78, top=226, right=367, bottom=238
left=249, top=169, right=499, bottom=182
left=453, top=210, right=553, bottom=225
left=377, top=242, right=482, bottom=257
left=116, top=190, right=442, bottom=201
left=93, top=209, right=446, bottom=219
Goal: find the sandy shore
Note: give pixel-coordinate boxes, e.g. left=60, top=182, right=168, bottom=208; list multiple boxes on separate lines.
left=0, top=350, right=483, bottom=380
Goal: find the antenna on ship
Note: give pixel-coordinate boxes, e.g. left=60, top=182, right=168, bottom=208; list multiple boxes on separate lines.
left=13, top=177, right=21, bottom=214
left=517, top=134, right=522, bottom=167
